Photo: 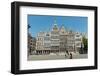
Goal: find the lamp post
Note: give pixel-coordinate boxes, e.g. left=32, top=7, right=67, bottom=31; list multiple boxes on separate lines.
left=28, top=24, right=31, bottom=56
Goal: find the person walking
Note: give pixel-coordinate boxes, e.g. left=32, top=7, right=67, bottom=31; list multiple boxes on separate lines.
left=70, top=53, right=73, bottom=59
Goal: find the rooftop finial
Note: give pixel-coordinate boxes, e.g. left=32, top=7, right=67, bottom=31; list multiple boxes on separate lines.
left=54, top=17, right=57, bottom=25
left=52, top=17, right=59, bottom=31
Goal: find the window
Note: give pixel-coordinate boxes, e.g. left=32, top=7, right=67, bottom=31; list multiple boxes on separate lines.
left=76, top=35, right=80, bottom=37
left=46, top=34, right=50, bottom=36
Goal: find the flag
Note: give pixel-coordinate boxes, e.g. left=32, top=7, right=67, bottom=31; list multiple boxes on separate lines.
left=28, top=24, right=31, bottom=29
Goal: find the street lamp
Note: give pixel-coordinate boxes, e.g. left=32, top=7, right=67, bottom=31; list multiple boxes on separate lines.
left=28, top=24, right=31, bottom=55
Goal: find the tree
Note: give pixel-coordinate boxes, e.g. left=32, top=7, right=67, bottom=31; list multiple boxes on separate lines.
left=82, top=36, right=88, bottom=54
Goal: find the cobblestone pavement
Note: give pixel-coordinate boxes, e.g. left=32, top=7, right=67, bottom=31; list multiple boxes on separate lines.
left=28, top=54, right=88, bottom=61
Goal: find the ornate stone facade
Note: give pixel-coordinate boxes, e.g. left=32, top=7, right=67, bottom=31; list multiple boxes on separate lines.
left=51, top=23, right=60, bottom=53
left=28, top=33, right=36, bottom=55
left=35, top=22, right=82, bottom=55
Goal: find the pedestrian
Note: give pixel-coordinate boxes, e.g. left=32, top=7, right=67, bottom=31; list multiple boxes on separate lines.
left=66, top=51, right=69, bottom=55
left=70, top=53, right=72, bottom=59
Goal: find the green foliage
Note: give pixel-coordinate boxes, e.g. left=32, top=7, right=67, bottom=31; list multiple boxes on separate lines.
left=82, top=36, right=88, bottom=53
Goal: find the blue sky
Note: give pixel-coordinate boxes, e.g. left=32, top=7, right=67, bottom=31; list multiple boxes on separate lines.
left=28, top=15, right=88, bottom=37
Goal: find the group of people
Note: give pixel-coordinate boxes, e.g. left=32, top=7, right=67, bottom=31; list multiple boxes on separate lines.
left=65, top=52, right=73, bottom=59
